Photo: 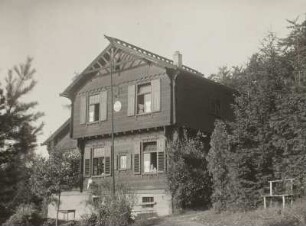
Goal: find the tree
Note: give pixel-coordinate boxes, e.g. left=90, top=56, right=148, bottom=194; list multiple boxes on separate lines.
left=208, top=18, right=306, bottom=210
left=207, top=120, right=235, bottom=211
left=0, top=58, right=43, bottom=223
left=167, top=129, right=212, bottom=209
left=30, top=149, right=80, bottom=226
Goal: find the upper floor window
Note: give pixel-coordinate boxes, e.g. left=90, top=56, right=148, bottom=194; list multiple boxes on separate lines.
left=89, top=94, right=100, bottom=122
left=79, top=90, right=108, bottom=125
left=127, top=79, right=160, bottom=116
left=137, top=83, right=152, bottom=114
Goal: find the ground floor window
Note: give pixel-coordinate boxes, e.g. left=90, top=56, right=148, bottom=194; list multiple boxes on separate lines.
left=119, top=155, right=127, bottom=170
left=143, top=141, right=158, bottom=173
left=142, top=196, right=155, bottom=208
left=92, top=157, right=104, bottom=175
left=84, top=147, right=111, bottom=176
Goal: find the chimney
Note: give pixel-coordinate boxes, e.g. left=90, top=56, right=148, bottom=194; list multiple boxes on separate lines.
left=173, top=51, right=182, bottom=67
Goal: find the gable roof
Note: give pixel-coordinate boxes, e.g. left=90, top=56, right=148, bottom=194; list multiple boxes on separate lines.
left=60, top=35, right=203, bottom=98
left=42, top=118, right=71, bottom=146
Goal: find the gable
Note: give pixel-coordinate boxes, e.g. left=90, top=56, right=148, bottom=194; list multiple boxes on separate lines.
left=60, top=36, right=203, bottom=98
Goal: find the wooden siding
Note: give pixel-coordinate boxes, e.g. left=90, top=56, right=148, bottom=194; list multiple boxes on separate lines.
left=82, top=129, right=168, bottom=191
left=175, top=72, right=235, bottom=133
left=72, top=64, right=171, bottom=139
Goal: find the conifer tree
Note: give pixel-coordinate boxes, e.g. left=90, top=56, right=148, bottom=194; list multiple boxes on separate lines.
left=0, top=58, right=43, bottom=223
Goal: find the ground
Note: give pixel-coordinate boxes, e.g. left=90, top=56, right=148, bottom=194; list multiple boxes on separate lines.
left=135, top=211, right=207, bottom=226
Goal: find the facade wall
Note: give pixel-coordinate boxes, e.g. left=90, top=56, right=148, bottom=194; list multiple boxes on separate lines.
left=176, top=72, right=235, bottom=133
left=47, top=189, right=172, bottom=220
left=47, top=191, right=90, bottom=220
left=82, top=129, right=167, bottom=191
left=72, top=64, right=172, bottom=139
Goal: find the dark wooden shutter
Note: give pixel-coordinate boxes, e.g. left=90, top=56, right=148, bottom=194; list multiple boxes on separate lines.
left=80, top=95, right=87, bottom=124
left=99, top=90, right=108, bottom=121
left=133, top=142, right=141, bottom=174
left=127, top=84, right=135, bottom=116
left=151, top=79, right=160, bottom=112
left=157, top=138, right=165, bottom=172
left=84, top=147, right=91, bottom=176
left=105, top=146, right=111, bottom=175
left=115, top=154, right=118, bottom=170
left=126, top=154, right=132, bottom=169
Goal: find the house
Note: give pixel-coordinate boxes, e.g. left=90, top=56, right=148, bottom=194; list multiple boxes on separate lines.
left=43, top=36, right=235, bottom=219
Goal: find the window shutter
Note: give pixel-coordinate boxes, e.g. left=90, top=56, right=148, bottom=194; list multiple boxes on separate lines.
left=151, top=79, right=161, bottom=112
left=157, top=138, right=165, bottom=172
left=133, top=142, right=141, bottom=174
left=126, top=154, right=132, bottom=169
left=99, top=90, right=108, bottom=121
left=84, top=147, right=91, bottom=176
left=127, top=84, right=135, bottom=116
left=80, top=95, right=87, bottom=124
left=105, top=146, right=111, bottom=175
left=115, top=154, right=118, bottom=170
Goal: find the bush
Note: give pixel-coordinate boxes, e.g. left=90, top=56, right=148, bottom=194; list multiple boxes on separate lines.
left=167, top=129, right=212, bottom=209
left=81, top=180, right=135, bottom=226
left=3, top=203, right=43, bottom=226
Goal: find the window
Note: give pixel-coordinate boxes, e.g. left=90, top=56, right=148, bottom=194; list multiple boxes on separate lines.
left=143, top=141, right=157, bottom=173
left=119, top=155, right=127, bottom=170
left=137, top=83, right=152, bottom=114
left=92, top=157, right=104, bottom=175
left=142, top=197, right=155, bottom=208
left=84, top=147, right=111, bottom=177
left=128, top=79, right=160, bottom=116
left=89, top=94, right=100, bottom=122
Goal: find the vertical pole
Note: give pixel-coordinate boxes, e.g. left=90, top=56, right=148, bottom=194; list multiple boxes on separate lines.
left=282, top=195, right=286, bottom=209
left=110, top=47, right=116, bottom=196
left=263, top=197, right=266, bottom=209
left=269, top=181, right=273, bottom=196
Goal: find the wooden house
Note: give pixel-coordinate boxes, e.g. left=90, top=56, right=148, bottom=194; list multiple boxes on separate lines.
left=44, top=36, right=234, bottom=219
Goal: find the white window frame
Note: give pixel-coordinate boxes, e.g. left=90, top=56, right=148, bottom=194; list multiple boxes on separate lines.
left=136, top=82, right=152, bottom=115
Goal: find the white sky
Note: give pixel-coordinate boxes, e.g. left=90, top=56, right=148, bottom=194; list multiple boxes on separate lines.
left=0, top=0, right=305, bottom=156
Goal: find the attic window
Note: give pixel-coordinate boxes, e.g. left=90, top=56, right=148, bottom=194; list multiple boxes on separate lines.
left=89, top=94, right=100, bottom=122
left=137, top=83, right=152, bottom=114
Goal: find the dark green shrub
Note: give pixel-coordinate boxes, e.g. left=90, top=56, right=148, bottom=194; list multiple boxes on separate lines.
left=3, top=203, right=43, bottom=226
left=167, top=129, right=212, bottom=209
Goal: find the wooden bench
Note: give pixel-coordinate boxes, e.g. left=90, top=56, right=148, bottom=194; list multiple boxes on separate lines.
left=263, top=179, right=296, bottom=209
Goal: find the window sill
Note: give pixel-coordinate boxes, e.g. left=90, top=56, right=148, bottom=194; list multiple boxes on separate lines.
left=142, top=172, right=163, bottom=176
left=84, top=175, right=111, bottom=178
left=86, top=121, right=100, bottom=125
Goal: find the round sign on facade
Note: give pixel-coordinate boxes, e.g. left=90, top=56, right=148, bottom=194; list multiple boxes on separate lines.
left=114, top=101, right=122, bottom=112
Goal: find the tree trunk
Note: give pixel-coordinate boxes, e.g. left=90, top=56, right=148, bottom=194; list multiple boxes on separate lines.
left=56, top=192, right=61, bottom=226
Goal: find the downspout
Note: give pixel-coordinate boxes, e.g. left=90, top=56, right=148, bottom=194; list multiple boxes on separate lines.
left=70, top=96, right=74, bottom=138
left=172, top=70, right=180, bottom=125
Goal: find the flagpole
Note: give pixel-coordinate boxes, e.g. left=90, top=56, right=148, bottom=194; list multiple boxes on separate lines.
left=110, top=47, right=116, bottom=196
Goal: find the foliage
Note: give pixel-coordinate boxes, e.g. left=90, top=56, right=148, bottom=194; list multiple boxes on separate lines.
left=30, top=149, right=81, bottom=226
left=207, top=120, right=236, bottom=211
left=167, top=129, right=212, bottom=209
left=192, top=198, right=306, bottom=226
left=0, top=58, right=44, bottom=223
left=208, top=65, right=244, bottom=90
left=82, top=180, right=135, bottom=226
left=3, top=203, right=44, bottom=226
left=208, top=17, right=306, bottom=211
